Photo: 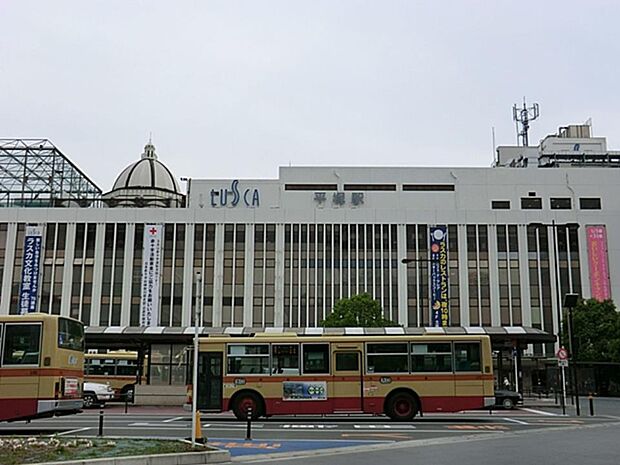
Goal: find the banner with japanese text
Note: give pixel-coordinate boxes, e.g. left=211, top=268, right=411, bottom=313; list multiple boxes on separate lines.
left=140, top=224, right=163, bottom=326
left=18, top=225, right=43, bottom=314
left=586, top=225, right=611, bottom=301
left=430, top=225, right=449, bottom=327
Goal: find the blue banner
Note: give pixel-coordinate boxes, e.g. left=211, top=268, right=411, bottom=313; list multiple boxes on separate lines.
left=430, top=225, right=449, bottom=327
left=19, top=226, right=43, bottom=314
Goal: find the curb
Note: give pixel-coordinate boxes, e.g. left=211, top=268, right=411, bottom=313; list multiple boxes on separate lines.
left=30, top=449, right=230, bottom=465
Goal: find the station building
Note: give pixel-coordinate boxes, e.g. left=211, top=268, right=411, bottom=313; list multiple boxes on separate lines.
left=0, top=123, right=617, bottom=400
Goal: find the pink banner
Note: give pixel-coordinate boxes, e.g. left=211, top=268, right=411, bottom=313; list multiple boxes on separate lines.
left=586, top=225, right=611, bottom=301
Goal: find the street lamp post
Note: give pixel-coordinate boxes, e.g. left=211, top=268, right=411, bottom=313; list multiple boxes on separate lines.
left=191, top=271, right=202, bottom=445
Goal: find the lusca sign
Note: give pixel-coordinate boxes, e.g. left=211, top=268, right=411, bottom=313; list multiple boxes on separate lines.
left=210, top=180, right=260, bottom=208
left=556, top=347, right=569, bottom=367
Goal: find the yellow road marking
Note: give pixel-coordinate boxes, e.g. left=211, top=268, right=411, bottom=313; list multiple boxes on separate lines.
left=446, top=424, right=510, bottom=430
left=341, top=433, right=412, bottom=439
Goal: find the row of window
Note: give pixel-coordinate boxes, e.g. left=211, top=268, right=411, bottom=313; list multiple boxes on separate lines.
left=284, top=184, right=455, bottom=192
left=492, top=197, right=601, bottom=210
left=84, top=358, right=139, bottom=376
left=225, top=341, right=481, bottom=375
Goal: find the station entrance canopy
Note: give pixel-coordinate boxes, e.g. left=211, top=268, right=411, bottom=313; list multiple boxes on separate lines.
left=84, top=325, right=554, bottom=350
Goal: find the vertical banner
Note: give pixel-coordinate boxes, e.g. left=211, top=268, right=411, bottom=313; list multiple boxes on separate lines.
left=430, top=225, right=449, bottom=327
left=586, top=225, right=611, bottom=301
left=19, top=225, right=43, bottom=314
left=140, top=224, right=163, bottom=326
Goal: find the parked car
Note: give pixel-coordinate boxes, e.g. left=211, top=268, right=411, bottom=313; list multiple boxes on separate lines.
left=494, top=390, right=522, bottom=409
left=83, top=382, right=115, bottom=408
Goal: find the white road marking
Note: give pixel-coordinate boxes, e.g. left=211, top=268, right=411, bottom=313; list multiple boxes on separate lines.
left=354, top=424, right=415, bottom=429
left=52, top=427, right=92, bottom=436
left=281, top=424, right=338, bottom=429
left=502, top=417, right=529, bottom=425
left=521, top=408, right=558, bottom=416
left=162, top=416, right=184, bottom=423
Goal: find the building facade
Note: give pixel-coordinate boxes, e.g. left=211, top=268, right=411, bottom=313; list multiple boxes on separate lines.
left=0, top=125, right=618, bottom=391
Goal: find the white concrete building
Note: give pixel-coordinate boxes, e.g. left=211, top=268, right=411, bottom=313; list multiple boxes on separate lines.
left=0, top=123, right=617, bottom=392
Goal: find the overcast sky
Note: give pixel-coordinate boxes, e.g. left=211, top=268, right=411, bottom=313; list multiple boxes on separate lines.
left=1, top=1, right=619, bottom=191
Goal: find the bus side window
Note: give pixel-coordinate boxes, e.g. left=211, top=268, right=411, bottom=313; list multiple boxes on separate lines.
left=272, top=344, right=300, bottom=375
left=2, top=324, right=41, bottom=366
left=302, top=344, right=329, bottom=374
left=454, top=342, right=481, bottom=372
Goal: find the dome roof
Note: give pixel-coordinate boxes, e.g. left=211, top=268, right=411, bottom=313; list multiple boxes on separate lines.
left=112, top=142, right=181, bottom=194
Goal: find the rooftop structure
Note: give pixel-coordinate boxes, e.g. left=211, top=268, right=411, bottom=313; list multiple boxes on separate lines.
left=0, top=139, right=102, bottom=207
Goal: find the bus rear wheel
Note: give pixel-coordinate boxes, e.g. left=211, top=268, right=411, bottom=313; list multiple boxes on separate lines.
left=386, top=392, right=418, bottom=421
left=232, top=392, right=263, bottom=420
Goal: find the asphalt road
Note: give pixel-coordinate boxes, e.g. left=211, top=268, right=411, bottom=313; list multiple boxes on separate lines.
left=240, top=420, right=620, bottom=465
left=1, top=401, right=619, bottom=460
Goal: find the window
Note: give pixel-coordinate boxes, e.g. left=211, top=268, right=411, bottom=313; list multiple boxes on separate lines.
left=227, top=344, right=269, bottom=375
left=521, top=197, right=542, bottom=209
left=454, top=342, right=481, bottom=372
left=336, top=352, right=359, bottom=371
left=403, top=184, right=455, bottom=191
left=366, top=343, right=408, bottom=373
left=550, top=198, right=572, bottom=210
left=285, top=184, right=338, bottom=191
left=302, top=344, right=330, bottom=374
left=579, top=198, right=601, bottom=210
left=491, top=200, right=511, bottom=210
left=116, top=359, right=138, bottom=376
left=272, top=344, right=300, bottom=375
left=58, top=318, right=84, bottom=351
left=411, top=343, right=452, bottom=372
left=2, top=324, right=41, bottom=365
left=86, top=358, right=116, bottom=376
left=343, top=184, right=396, bottom=191
left=149, top=344, right=189, bottom=385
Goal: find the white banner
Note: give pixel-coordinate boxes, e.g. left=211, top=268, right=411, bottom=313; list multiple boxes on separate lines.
left=140, top=224, right=163, bottom=326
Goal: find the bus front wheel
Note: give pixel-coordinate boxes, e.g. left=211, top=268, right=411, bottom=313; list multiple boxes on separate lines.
left=232, top=392, right=263, bottom=420
left=386, top=391, right=418, bottom=421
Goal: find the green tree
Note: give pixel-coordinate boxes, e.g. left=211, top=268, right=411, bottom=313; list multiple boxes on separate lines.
left=562, top=299, right=620, bottom=363
left=321, top=293, right=400, bottom=327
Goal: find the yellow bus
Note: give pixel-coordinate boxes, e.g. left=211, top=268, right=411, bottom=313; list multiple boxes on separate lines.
left=192, top=333, right=495, bottom=420
left=0, top=313, right=84, bottom=422
left=84, top=351, right=145, bottom=402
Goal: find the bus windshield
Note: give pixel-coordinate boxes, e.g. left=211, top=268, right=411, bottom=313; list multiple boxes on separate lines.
left=58, top=318, right=85, bottom=351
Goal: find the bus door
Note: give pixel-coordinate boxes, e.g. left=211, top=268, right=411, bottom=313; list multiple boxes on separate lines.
left=197, top=351, right=223, bottom=411
left=453, top=342, right=483, bottom=404
left=332, top=343, right=364, bottom=412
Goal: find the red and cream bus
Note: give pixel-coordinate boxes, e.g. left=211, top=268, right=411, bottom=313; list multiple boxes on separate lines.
left=0, top=313, right=84, bottom=422
left=84, top=351, right=146, bottom=402
left=191, top=332, right=495, bottom=420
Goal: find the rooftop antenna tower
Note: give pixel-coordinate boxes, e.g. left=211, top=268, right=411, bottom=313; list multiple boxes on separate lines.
left=512, top=98, right=540, bottom=146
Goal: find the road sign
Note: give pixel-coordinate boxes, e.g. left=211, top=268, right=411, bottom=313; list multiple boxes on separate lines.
left=556, top=347, right=568, bottom=361
left=558, top=359, right=569, bottom=367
